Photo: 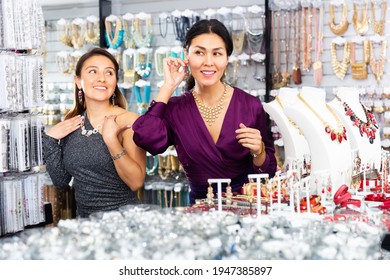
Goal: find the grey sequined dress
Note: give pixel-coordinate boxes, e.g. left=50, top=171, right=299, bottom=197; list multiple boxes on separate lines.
left=42, top=114, right=139, bottom=217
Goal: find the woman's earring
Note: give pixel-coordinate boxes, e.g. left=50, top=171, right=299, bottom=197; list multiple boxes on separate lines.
left=111, top=94, right=116, bottom=105
left=78, top=89, right=83, bottom=104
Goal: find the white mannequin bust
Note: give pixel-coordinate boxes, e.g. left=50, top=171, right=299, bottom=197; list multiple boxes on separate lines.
left=284, top=86, right=352, bottom=194
left=263, top=87, right=310, bottom=166
left=328, top=86, right=381, bottom=169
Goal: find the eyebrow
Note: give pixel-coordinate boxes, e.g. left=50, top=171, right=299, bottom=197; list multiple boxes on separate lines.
left=193, top=45, right=225, bottom=51
left=85, top=65, right=116, bottom=71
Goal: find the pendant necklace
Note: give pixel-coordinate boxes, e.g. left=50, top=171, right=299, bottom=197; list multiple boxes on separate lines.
left=297, top=93, right=347, bottom=143
left=192, top=83, right=228, bottom=126
left=334, top=94, right=378, bottom=144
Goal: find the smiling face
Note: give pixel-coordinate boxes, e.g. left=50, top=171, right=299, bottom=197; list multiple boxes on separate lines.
left=187, top=33, right=229, bottom=88
left=75, top=54, right=117, bottom=103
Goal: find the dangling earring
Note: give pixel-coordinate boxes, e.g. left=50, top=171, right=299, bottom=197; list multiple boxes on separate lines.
left=111, top=94, right=116, bottom=105
left=78, top=89, right=83, bottom=104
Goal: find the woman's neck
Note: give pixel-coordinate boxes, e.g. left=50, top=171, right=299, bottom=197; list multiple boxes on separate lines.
left=194, top=82, right=226, bottom=103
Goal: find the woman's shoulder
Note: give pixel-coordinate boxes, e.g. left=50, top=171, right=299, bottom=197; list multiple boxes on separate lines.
left=114, top=107, right=139, bottom=124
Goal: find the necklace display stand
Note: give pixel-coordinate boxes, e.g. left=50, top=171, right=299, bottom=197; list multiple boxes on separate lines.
left=284, top=86, right=352, bottom=194
left=263, top=87, right=310, bottom=166
left=328, top=86, right=381, bottom=169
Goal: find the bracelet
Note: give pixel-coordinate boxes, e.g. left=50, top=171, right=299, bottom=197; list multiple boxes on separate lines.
left=111, top=149, right=127, bottom=160
left=250, top=141, right=265, bottom=158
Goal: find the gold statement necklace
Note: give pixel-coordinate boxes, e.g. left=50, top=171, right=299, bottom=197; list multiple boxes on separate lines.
left=297, top=93, right=347, bottom=143
left=371, top=0, right=387, bottom=36
left=350, top=40, right=369, bottom=80
left=352, top=1, right=369, bottom=35
left=330, top=40, right=350, bottom=80
left=193, top=84, right=228, bottom=126
left=329, top=1, right=349, bottom=35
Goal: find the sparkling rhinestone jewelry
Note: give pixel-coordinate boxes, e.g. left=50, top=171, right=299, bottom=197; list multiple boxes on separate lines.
left=192, top=83, right=228, bottom=126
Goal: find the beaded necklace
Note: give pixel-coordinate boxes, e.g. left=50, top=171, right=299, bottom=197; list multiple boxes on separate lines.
left=122, top=48, right=136, bottom=87
left=297, top=93, right=347, bottom=143
left=104, top=16, right=124, bottom=49
left=85, top=16, right=100, bottom=45
left=135, top=47, right=152, bottom=79
left=192, top=83, right=228, bottom=126
left=122, top=13, right=135, bottom=49
left=133, top=80, right=151, bottom=115
left=334, top=94, right=378, bottom=144
left=133, top=13, right=153, bottom=48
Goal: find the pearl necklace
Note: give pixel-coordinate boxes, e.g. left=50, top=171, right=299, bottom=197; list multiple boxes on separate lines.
left=192, top=84, right=228, bottom=126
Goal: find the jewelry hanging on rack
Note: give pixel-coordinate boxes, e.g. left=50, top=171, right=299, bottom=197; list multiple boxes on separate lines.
left=246, top=5, right=265, bottom=62
left=158, top=13, right=169, bottom=39
left=216, top=7, right=233, bottom=34
left=292, top=8, right=302, bottom=85
left=57, top=18, right=73, bottom=48
left=133, top=79, right=151, bottom=115
left=231, top=7, right=246, bottom=56
left=371, top=0, right=387, bottom=36
left=302, top=6, right=312, bottom=72
left=352, top=1, right=369, bottom=35
left=329, top=1, right=349, bottom=35
left=281, top=10, right=291, bottom=85
left=122, top=48, right=136, bottom=88
left=272, top=10, right=283, bottom=88
left=85, top=16, right=99, bottom=45
left=71, top=18, right=86, bottom=50
left=369, top=38, right=387, bottom=83
left=334, top=93, right=378, bottom=144
left=135, top=47, right=152, bottom=79
left=225, top=56, right=239, bottom=86
left=154, top=47, right=170, bottom=77
left=133, top=12, right=153, bottom=48
left=330, top=38, right=351, bottom=80
left=105, top=15, right=124, bottom=49
left=122, top=13, right=135, bottom=49
left=297, top=93, right=347, bottom=143
left=56, top=51, right=71, bottom=75
left=313, top=5, right=324, bottom=86
left=350, top=39, right=369, bottom=80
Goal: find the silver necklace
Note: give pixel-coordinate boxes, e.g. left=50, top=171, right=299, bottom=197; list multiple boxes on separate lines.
left=80, top=112, right=103, bottom=137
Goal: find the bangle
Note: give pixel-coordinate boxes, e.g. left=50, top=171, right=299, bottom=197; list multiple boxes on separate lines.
left=111, top=149, right=127, bottom=160
left=251, top=141, right=265, bottom=158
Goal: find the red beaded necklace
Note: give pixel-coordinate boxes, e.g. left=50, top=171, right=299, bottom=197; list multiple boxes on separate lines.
left=335, top=95, right=378, bottom=144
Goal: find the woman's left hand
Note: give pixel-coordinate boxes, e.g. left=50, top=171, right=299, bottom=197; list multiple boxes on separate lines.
left=102, top=115, right=131, bottom=144
left=235, top=123, right=263, bottom=155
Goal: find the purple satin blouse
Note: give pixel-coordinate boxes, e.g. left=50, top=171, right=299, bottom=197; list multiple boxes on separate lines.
left=133, top=87, right=277, bottom=203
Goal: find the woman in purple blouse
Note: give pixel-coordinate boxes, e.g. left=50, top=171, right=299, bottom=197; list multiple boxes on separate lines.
left=133, top=19, right=276, bottom=204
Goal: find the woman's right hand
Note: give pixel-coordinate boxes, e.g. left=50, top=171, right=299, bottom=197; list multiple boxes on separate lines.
left=45, top=115, right=84, bottom=140
left=162, top=56, right=188, bottom=90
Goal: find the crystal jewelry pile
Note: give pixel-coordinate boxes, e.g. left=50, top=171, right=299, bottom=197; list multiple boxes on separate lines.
left=0, top=205, right=386, bottom=260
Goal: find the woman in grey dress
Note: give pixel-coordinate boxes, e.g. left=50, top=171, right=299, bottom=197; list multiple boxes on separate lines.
left=43, top=48, right=146, bottom=217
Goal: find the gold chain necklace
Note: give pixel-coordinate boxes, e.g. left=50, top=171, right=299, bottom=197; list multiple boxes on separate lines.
left=192, top=84, right=228, bottom=126
left=275, top=95, right=302, bottom=135
left=371, top=0, right=387, bottom=36
left=297, top=94, right=347, bottom=143
left=330, top=41, right=350, bottom=80
left=302, top=6, right=313, bottom=72
left=352, top=1, right=369, bottom=35
left=329, top=1, right=349, bottom=35
left=369, top=39, right=387, bottom=82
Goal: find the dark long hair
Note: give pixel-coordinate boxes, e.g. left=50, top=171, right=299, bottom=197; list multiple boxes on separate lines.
left=65, top=48, right=127, bottom=120
left=183, top=19, right=233, bottom=91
